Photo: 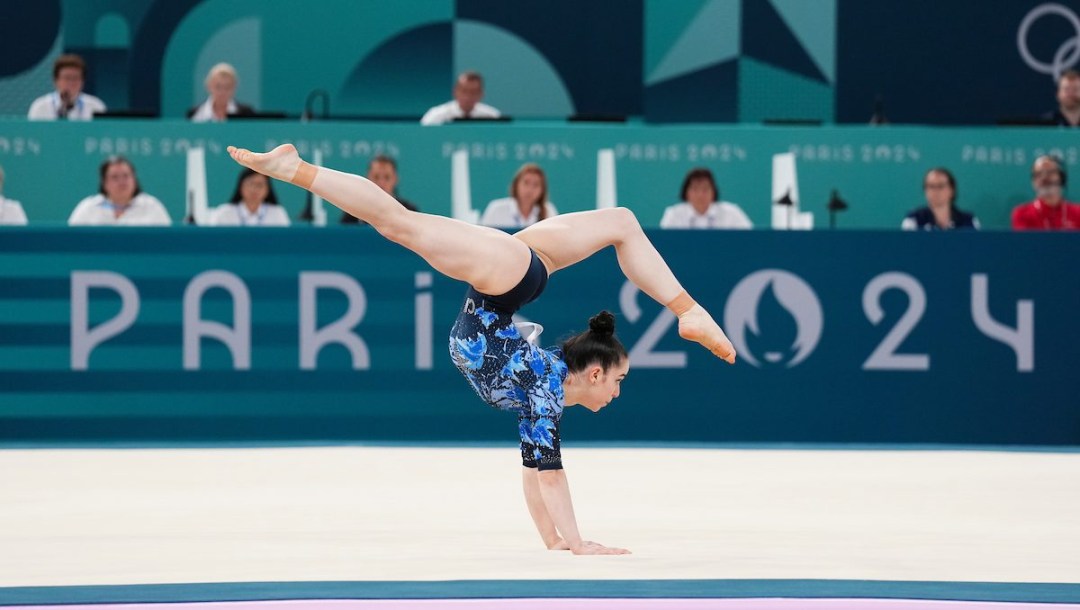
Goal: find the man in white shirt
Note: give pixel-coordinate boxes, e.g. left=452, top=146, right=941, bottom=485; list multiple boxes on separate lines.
left=659, top=168, right=752, bottom=229
left=27, top=54, right=107, bottom=121
left=0, top=164, right=28, bottom=225
left=420, top=71, right=501, bottom=126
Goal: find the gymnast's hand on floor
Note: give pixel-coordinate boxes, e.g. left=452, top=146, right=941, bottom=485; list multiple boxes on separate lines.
left=571, top=540, right=631, bottom=555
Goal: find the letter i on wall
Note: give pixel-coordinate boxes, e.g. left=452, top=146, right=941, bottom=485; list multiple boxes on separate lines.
left=416, top=272, right=433, bottom=370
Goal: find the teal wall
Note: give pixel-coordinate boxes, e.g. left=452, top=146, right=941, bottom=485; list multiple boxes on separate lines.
left=4, top=0, right=1080, bottom=124
left=0, top=119, right=1076, bottom=229
left=1, top=229, right=1077, bottom=444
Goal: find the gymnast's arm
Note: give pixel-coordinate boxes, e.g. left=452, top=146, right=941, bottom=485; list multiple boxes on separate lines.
left=521, top=466, right=564, bottom=549
left=535, top=468, right=630, bottom=555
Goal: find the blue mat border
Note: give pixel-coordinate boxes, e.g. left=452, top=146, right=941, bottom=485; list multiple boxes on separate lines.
left=3, top=441, right=1079, bottom=453
left=2, top=580, right=1080, bottom=606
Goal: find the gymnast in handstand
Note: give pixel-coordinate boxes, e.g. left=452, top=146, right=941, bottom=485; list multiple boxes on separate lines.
left=228, top=144, right=736, bottom=555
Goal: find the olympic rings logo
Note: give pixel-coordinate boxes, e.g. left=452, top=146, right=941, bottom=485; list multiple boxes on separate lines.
left=1018, top=3, right=1080, bottom=80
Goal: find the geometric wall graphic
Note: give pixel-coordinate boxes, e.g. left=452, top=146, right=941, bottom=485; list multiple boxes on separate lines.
left=646, top=0, right=741, bottom=86
left=457, top=0, right=644, bottom=117
left=0, top=0, right=61, bottom=77
left=453, top=20, right=574, bottom=119
left=645, top=0, right=835, bottom=123
left=338, top=23, right=452, bottom=117
left=10, top=0, right=1075, bottom=124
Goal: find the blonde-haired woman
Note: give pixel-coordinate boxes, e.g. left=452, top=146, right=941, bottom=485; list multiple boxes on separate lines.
left=480, top=163, right=559, bottom=229
left=188, top=63, right=255, bottom=122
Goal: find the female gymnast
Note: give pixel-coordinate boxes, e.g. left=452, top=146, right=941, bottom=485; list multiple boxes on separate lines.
left=227, top=144, right=736, bottom=555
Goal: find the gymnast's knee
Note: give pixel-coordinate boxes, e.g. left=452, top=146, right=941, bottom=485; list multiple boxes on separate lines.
left=605, top=207, right=642, bottom=237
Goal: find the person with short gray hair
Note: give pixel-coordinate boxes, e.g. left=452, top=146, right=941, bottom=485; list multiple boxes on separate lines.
left=188, top=63, right=255, bottom=122
left=420, top=71, right=501, bottom=125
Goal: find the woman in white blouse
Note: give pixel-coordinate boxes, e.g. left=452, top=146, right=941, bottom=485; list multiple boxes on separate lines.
left=0, top=164, right=28, bottom=225
left=188, top=63, right=255, bottom=123
left=659, top=167, right=752, bottom=229
left=69, top=156, right=171, bottom=226
left=480, top=163, right=558, bottom=229
left=209, top=168, right=290, bottom=227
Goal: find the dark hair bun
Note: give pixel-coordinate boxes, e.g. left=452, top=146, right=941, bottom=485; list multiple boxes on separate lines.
left=588, top=310, right=616, bottom=338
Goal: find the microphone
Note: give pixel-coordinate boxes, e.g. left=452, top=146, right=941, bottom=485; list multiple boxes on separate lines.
left=58, top=94, right=75, bottom=119
left=869, top=94, right=888, bottom=125
left=302, top=89, right=329, bottom=122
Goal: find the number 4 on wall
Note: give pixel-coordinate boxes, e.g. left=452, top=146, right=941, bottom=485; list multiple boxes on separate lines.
left=971, top=273, right=1034, bottom=372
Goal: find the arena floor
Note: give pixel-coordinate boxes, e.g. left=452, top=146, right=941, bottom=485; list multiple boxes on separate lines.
left=2, top=446, right=1079, bottom=608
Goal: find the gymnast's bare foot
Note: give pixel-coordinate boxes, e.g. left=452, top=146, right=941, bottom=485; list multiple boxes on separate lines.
left=227, top=144, right=302, bottom=183
left=678, top=304, right=736, bottom=364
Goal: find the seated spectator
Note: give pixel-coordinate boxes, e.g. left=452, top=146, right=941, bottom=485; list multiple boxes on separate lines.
left=209, top=168, right=289, bottom=226
left=480, top=163, right=558, bottom=229
left=188, top=63, right=255, bottom=122
left=69, top=156, right=171, bottom=226
left=1045, top=70, right=1080, bottom=127
left=659, top=168, right=752, bottom=229
left=0, top=164, right=28, bottom=225
left=341, top=155, right=418, bottom=224
left=27, top=54, right=106, bottom=121
left=902, top=167, right=979, bottom=230
left=420, top=71, right=501, bottom=126
left=1012, top=155, right=1080, bottom=230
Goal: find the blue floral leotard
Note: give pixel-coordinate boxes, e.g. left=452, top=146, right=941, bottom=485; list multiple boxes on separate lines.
left=448, top=250, right=569, bottom=470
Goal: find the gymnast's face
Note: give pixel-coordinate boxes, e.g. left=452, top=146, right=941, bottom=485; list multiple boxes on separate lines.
left=579, top=358, right=630, bottom=413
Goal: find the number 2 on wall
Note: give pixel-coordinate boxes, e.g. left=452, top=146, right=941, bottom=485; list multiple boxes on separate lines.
left=862, top=272, right=930, bottom=371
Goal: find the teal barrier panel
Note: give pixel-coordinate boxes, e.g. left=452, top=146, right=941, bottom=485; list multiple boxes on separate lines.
left=1, top=120, right=1078, bottom=229
left=0, top=228, right=1076, bottom=444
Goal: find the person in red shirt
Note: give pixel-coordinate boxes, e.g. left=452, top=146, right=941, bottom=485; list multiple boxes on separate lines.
left=1011, top=155, right=1080, bottom=230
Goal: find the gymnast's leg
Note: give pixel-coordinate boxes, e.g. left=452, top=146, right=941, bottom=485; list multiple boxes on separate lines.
left=514, top=208, right=736, bottom=363
left=227, top=144, right=530, bottom=297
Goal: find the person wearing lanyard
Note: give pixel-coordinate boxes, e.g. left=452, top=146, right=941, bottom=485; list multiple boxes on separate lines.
left=480, top=164, right=559, bottom=229
left=1012, top=156, right=1080, bottom=230
left=208, top=169, right=290, bottom=227
left=68, top=156, right=172, bottom=226
left=901, top=167, right=979, bottom=231
left=27, top=54, right=106, bottom=121
left=659, top=167, right=753, bottom=229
